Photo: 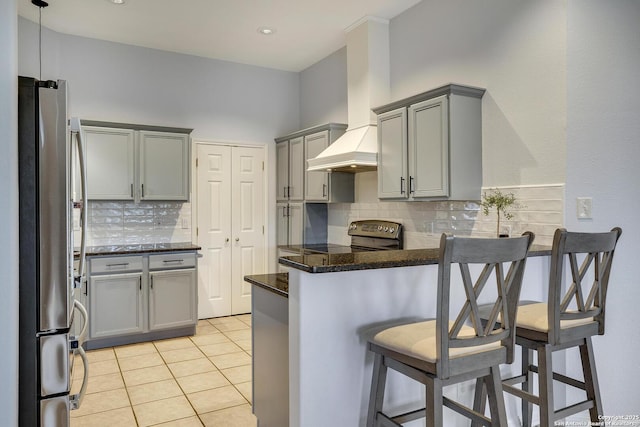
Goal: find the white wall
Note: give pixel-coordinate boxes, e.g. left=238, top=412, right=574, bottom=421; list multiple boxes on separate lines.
left=302, top=1, right=569, bottom=186
left=389, top=0, right=567, bottom=187
left=0, top=0, right=18, bottom=424
left=566, top=0, right=640, bottom=417
left=299, top=47, right=347, bottom=129
left=18, top=17, right=301, bottom=142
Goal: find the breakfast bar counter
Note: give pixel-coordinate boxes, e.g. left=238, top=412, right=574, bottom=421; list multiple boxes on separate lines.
left=248, top=243, right=551, bottom=427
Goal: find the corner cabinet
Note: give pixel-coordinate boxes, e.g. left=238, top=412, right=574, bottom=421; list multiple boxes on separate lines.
left=374, top=84, right=485, bottom=201
left=85, top=251, right=198, bottom=349
left=82, top=122, right=192, bottom=202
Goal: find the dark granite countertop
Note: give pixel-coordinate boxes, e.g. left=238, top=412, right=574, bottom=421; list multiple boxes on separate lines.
left=244, top=273, right=289, bottom=298
left=84, top=242, right=201, bottom=257
left=279, top=244, right=552, bottom=274
left=279, top=244, right=357, bottom=255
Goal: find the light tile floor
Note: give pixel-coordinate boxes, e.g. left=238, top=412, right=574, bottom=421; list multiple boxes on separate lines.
left=71, top=315, right=257, bottom=427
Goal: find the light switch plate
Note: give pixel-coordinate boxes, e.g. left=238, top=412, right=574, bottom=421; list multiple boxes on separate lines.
left=577, top=197, right=592, bottom=219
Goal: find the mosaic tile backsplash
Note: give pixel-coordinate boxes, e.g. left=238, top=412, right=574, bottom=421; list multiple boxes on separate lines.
left=328, top=184, right=564, bottom=248
left=76, top=201, right=192, bottom=247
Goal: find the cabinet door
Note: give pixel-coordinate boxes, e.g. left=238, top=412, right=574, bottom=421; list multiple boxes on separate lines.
left=288, top=137, right=305, bottom=201
left=304, top=131, right=329, bottom=201
left=149, top=269, right=197, bottom=330
left=288, top=203, right=304, bottom=245
left=89, top=272, right=144, bottom=339
left=408, top=96, right=449, bottom=198
left=276, top=203, right=289, bottom=247
left=377, top=108, right=408, bottom=199
left=83, top=126, right=135, bottom=200
left=276, top=141, right=289, bottom=201
left=139, top=131, right=189, bottom=201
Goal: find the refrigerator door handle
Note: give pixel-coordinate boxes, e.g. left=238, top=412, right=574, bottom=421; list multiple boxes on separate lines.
left=73, top=299, right=88, bottom=345
left=69, top=345, right=88, bottom=411
left=70, top=117, right=88, bottom=284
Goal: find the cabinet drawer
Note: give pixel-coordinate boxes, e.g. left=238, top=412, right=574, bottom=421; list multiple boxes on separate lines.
left=149, top=252, right=196, bottom=270
left=90, top=256, right=143, bottom=274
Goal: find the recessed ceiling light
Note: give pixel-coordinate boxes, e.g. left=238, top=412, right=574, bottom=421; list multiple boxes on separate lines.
left=108, top=0, right=125, bottom=4
left=257, top=27, right=276, bottom=36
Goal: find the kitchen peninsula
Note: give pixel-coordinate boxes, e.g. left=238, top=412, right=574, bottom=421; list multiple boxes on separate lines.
left=247, top=244, right=551, bottom=427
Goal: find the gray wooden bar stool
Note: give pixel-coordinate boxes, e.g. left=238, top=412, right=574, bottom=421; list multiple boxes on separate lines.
left=366, top=231, right=535, bottom=427
left=473, top=227, right=622, bottom=427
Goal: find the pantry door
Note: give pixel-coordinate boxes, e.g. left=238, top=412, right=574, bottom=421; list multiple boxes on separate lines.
left=196, top=143, right=265, bottom=318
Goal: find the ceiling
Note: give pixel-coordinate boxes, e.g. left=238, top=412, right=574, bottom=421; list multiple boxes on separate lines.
left=18, top=0, right=421, bottom=72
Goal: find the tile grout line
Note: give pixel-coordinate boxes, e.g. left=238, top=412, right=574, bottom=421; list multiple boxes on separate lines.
left=71, top=315, right=255, bottom=427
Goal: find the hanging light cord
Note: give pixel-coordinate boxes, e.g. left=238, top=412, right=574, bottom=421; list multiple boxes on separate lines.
left=31, top=0, right=49, bottom=80
left=38, top=6, right=42, bottom=80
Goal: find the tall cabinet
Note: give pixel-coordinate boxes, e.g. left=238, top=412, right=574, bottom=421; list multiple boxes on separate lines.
left=274, top=123, right=352, bottom=250
left=374, top=84, right=485, bottom=201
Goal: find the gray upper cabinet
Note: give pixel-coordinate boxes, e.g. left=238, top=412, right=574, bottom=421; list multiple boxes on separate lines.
left=276, top=143, right=289, bottom=201
left=375, top=84, right=484, bottom=201
left=276, top=123, right=353, bottom=204
left=82, top=122, right=192, bottom=202
left=84, top=126, right=136, bottom=200
left=276, top=137, right=304, bottom=202
left=377, top=108, right=408, bottom=199
left=139, top=131, right=189, bottom=201
left=304, top=131, right=329, bottom=201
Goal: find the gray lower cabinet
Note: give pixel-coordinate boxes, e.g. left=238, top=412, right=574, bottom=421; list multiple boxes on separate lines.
left=90, top=272, right=145, bottom=339
left=149, top=268, right=197, bottom=331
left=86, top=251, right=197, bottom=349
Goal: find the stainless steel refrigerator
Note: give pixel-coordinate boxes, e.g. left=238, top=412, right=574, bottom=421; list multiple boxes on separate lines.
left=18, top=76, right=89, bottom=426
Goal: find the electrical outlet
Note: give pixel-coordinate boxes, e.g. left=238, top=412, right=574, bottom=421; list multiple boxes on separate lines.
left=181, top=218, right=190, bottom=229
left=577, top=197, right=592, bottom=219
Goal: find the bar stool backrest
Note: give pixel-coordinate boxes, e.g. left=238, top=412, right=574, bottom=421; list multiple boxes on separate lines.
left=437, top=232, right=535, bottom=378
left=547, top=227, right=622, bottom=344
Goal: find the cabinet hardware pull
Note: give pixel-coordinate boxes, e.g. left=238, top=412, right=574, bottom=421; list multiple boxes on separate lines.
left=106, top=263, right=129, bottom=268
left=322, top=183, right=327, bottom=197
left=141, top=184, right=144, bottom=197
left=162, top=259, right=184, bottom=264
left=400, top=177, right=405, bottom=194
left=139, top=276, right=142, bottom=291
left=287, top=205, right=291, bottom=217
left=130, top=184, right=133, bottom=197
left=150, top=277, right=153, bottom=290
left=410, top=176, right=415, bottom=194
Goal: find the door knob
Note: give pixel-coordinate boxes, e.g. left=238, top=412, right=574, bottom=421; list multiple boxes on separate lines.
left=225, top=238, right=230, bottom=243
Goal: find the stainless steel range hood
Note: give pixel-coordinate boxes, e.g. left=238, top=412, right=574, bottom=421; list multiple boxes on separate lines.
left=307, top=17, right=390, bottom=173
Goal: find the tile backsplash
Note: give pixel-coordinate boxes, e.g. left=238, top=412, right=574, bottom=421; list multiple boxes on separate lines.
left=77, top=201, right=193, bottom=247
left=328, top=184, right=564, bottom=248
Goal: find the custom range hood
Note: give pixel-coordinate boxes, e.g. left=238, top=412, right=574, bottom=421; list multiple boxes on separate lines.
left=307, top=18, right=390, bottom=173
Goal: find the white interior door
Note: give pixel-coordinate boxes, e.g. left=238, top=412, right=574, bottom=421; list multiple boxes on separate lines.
left=231, top=146, right=265, bottom=314
left=196, top=144, right=232, bottom=318
left=196, top=143, right=265, bottom=318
